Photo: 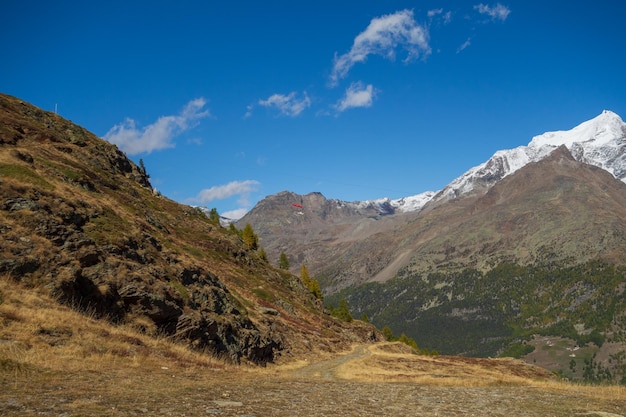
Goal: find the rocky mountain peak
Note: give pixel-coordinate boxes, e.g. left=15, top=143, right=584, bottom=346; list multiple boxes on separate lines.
left=431, top=111, right=626, bottom=206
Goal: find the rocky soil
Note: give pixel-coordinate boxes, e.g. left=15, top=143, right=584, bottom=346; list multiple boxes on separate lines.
left=1, top=344, right=625, bottom=417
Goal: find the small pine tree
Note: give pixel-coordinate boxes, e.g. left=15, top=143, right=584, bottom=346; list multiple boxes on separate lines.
left=308, top=278, right=323, bottom=300
left=138, top=158, right=150, bottom=178
left=336, top=298, right=352, bottom=322
left=300, top=264, right=311, bottom=287
left=258, top=246, right=268, bottom=262
left=209, top=208, right=220, bottom=224
left=278, top=252, right=290, bottom=270
left=242, top=223, right=258, bottom=250
left=382, top=326, right=394, bottom=342
left=398, top=333, right=419, bottom=350
left=300, top=264, right=323, bottom=300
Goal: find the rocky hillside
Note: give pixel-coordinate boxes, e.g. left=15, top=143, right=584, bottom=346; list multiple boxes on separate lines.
left=0, top=93, right=380, bottom=365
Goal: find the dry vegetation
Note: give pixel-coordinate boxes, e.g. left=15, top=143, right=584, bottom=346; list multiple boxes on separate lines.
left=2, top=276, right=625, bottom=417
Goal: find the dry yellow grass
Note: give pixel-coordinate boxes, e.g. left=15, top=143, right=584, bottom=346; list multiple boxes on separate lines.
left=335, top=342, right=626, bottom=400
left=2, top=276, right=626, bottom=416
left=0, top=275, right=225, bottom=374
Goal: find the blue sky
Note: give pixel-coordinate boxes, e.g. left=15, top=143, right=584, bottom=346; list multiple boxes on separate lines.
left=2, top=1, right=626, bottom=219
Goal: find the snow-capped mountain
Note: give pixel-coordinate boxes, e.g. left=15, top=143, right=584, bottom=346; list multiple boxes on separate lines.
left=237, top=111, right=626, bottom=220
left=357, top=110, right=626, bottom=213
left=348, top=191, right=437, bottom=214
left=433, top=110, right=626, bottom=204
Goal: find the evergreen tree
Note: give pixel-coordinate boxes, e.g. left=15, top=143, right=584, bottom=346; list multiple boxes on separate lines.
left=208, top=208, right=220, bottom=224
left=258, top=246, right=268, bottom=262
left=334, top=298, right=352, bottom=322
left=138, top=158, right=149, bottom=178
left=278, top=252, right=290, bottom=270
left=382, top=326, right=394, bottom=341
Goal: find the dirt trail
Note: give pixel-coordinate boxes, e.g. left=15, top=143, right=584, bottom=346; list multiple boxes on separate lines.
left=289, top=344, right=371, bottom=379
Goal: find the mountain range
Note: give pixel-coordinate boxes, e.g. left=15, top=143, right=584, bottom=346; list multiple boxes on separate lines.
left=238, top=110, right=626, bottom=381
left=288, top=109, right=626, bottom=216
left=239, top=110, right=626, bottom=289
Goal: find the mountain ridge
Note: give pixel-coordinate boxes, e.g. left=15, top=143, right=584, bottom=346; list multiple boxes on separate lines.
left=239, top=111, right=626, bottom=293
left=432, top=110, right=626, bottom=206
left=237, top=110, right=626, bottom=226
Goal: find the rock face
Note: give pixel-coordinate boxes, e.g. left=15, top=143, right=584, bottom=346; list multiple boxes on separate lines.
left=0, top=93, right=380, bottom=364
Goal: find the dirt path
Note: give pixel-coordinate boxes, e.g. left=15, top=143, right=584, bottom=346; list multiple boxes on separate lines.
left=3, top=343, right=626, bottom=416
left=288, top=344, right=371, bottom=379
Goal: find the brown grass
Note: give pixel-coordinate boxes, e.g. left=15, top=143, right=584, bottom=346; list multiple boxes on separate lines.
left=1, top=276, right=625, bottom=416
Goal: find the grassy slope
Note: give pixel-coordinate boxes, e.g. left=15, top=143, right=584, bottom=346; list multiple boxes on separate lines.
left=2, top=276, right=625, bottom=416
left=0, top=92, right=380, bottom=363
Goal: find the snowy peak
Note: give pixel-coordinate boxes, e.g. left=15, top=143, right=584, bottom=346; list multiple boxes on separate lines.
left=350, top=191, right=437, bottom=215
left=435, top=111, right=626, bottom=203
left=529, top=110, right=625, bottom=149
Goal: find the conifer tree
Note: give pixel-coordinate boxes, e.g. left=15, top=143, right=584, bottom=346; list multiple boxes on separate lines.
left=300, top=264, right=323, bottom=300
left=278, top=252, right=290, bottom=269
left=138, top=158, right=149, bottom=178
left=208, top=208, right=220, bottom=224
left=242, top=223, right=258, bottom=250
left=300, top=264, right=311, bottom=287
left=382, top=326, right=394, bottom=342
left=334, top=298, right=352, bottom=322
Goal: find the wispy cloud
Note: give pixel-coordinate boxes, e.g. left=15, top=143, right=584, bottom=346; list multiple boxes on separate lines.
left=474, top=3, right=511, bottom=22
left=457, top=38, right=472, bottom=53
left=428, top=8, right=452, bottom=24
left=251, top=92, right=311, bottom=117
left=186, top=180, right=260, bottom=207
left=103, top=98, right=210, bottom=155
left=427, top=8, right=443, bottom=18
left=330, top=9, right=430, bottom=87
left=335, top=82, right=377, bottom=112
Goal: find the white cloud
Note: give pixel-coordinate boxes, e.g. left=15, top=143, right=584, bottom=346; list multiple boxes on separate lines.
left=256, top=92, right=311, bottom=117
left=335, top=82, right=376, bottom=112
left=474, top=3, right=511, bottom=21
left=457, top=38, right=472, bottom=53
left=427, top=8, right=443, bottom=18
left=187, top=180, right=260, bottom=206
left=428, top=8, right=452, bottom=24
left=103, top=98, right=210, bottom=155
left=222, top=208, right=249, bottom=221
left=243, top=104, right=254, bottom=119
left=330, top=9, right=430, bottom=87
